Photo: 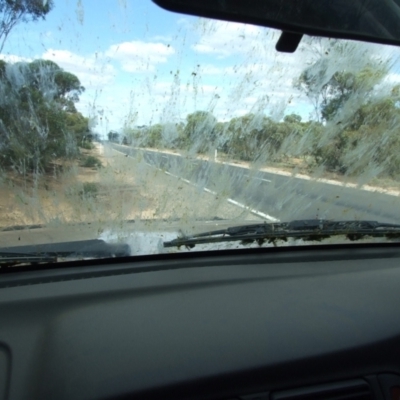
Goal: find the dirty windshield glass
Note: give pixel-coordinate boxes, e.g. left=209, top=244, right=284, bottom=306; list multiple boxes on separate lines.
left=1, top=0, right=400, bottom=262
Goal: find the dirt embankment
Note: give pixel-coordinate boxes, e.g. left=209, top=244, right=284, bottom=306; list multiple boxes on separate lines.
left=0, top=143, right=257, bottom=230
left=0, top=144, right=148, bottom=229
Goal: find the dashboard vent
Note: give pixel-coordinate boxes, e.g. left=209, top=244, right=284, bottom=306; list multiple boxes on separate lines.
left=271, top=380, right=373, bottom=400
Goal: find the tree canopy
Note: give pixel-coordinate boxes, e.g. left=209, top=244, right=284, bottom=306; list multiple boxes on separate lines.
left=294, top=40, right=400, bottom=175
left=0, top=0, right=53, bottom=51
left=0, top=59, right=89, bottom=172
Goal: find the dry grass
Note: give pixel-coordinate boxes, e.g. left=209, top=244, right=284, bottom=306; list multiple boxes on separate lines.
left=0, top=143, right=260, bottom=230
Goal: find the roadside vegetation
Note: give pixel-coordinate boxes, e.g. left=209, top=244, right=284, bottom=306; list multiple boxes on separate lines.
left=80, top=155, right=102, bottom=169
left=121, top=40, right=400, bottom=182
left=0, top=58, right=93, bottom=173
left=0, top=0, right=93, bottom=175
left=79, top=182, right=99, bottom=199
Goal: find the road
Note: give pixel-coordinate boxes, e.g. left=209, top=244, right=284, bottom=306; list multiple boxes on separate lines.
left=110, top=143, right=400, bottom=224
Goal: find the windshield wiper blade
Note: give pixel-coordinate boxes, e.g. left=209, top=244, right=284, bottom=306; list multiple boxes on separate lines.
left=163, top=219, right=400, bottom=248
left=0, top=239, right=131, bottom=268
left=0, top=255, right=59, bottom=267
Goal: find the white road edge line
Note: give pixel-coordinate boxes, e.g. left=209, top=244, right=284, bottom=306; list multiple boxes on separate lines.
left=244, top=175, right=272, bottom=183
left=203, top=188, right=217, bottom=195
left=113, top=147, right=280, bottom=223
left=227, top=199, right=279, bottom=222
left=165, top=171, right=279, bottom=222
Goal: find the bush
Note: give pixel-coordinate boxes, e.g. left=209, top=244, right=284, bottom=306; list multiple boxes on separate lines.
left=79, top=182, right=99, bottom=199
left=80, top=155, right=102, bottom=168
left=79, top=140, right=94, bottom=150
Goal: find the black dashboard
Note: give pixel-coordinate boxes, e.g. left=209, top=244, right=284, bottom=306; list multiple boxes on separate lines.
left=1, top=243, right=400, bottom=400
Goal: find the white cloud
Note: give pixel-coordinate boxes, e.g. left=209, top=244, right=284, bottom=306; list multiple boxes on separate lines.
left=191, top=20, right=273, bottom=58
left=106, top=41, right=175, bottom=73
left=382, top=72, right=400, bottom=85
left=0, top=54, right=31, bottom=63
left=153, top=81, right=218, bottom=95
left=200, top=63, right=267, bottom=76
left=374, top=72, right=400, bottom=97
left=151, top=35, right=173, bottom=43
left=42, top=49, right=116, bottom=88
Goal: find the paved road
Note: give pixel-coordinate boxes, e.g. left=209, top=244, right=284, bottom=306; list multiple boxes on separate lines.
left=111, top=143, right=400, bottom=224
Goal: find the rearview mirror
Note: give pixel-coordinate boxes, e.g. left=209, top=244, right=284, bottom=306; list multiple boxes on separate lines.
left=152, top=0, right=400, bottom=49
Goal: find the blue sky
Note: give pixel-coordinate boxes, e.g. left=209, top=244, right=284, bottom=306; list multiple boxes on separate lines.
left=1, top=0, right=399, bottom=137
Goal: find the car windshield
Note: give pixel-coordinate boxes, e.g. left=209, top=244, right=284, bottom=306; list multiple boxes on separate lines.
left=1, top=0, right=400, bottom=263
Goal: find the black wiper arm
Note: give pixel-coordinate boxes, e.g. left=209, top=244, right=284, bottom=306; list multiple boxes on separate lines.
left=0, top=239, right=131, bottom=268
left=163, top=219, right=400, bottom=248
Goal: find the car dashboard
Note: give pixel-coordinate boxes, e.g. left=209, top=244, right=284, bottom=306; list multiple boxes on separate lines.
left=1, top=243, right=400, bottom=400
